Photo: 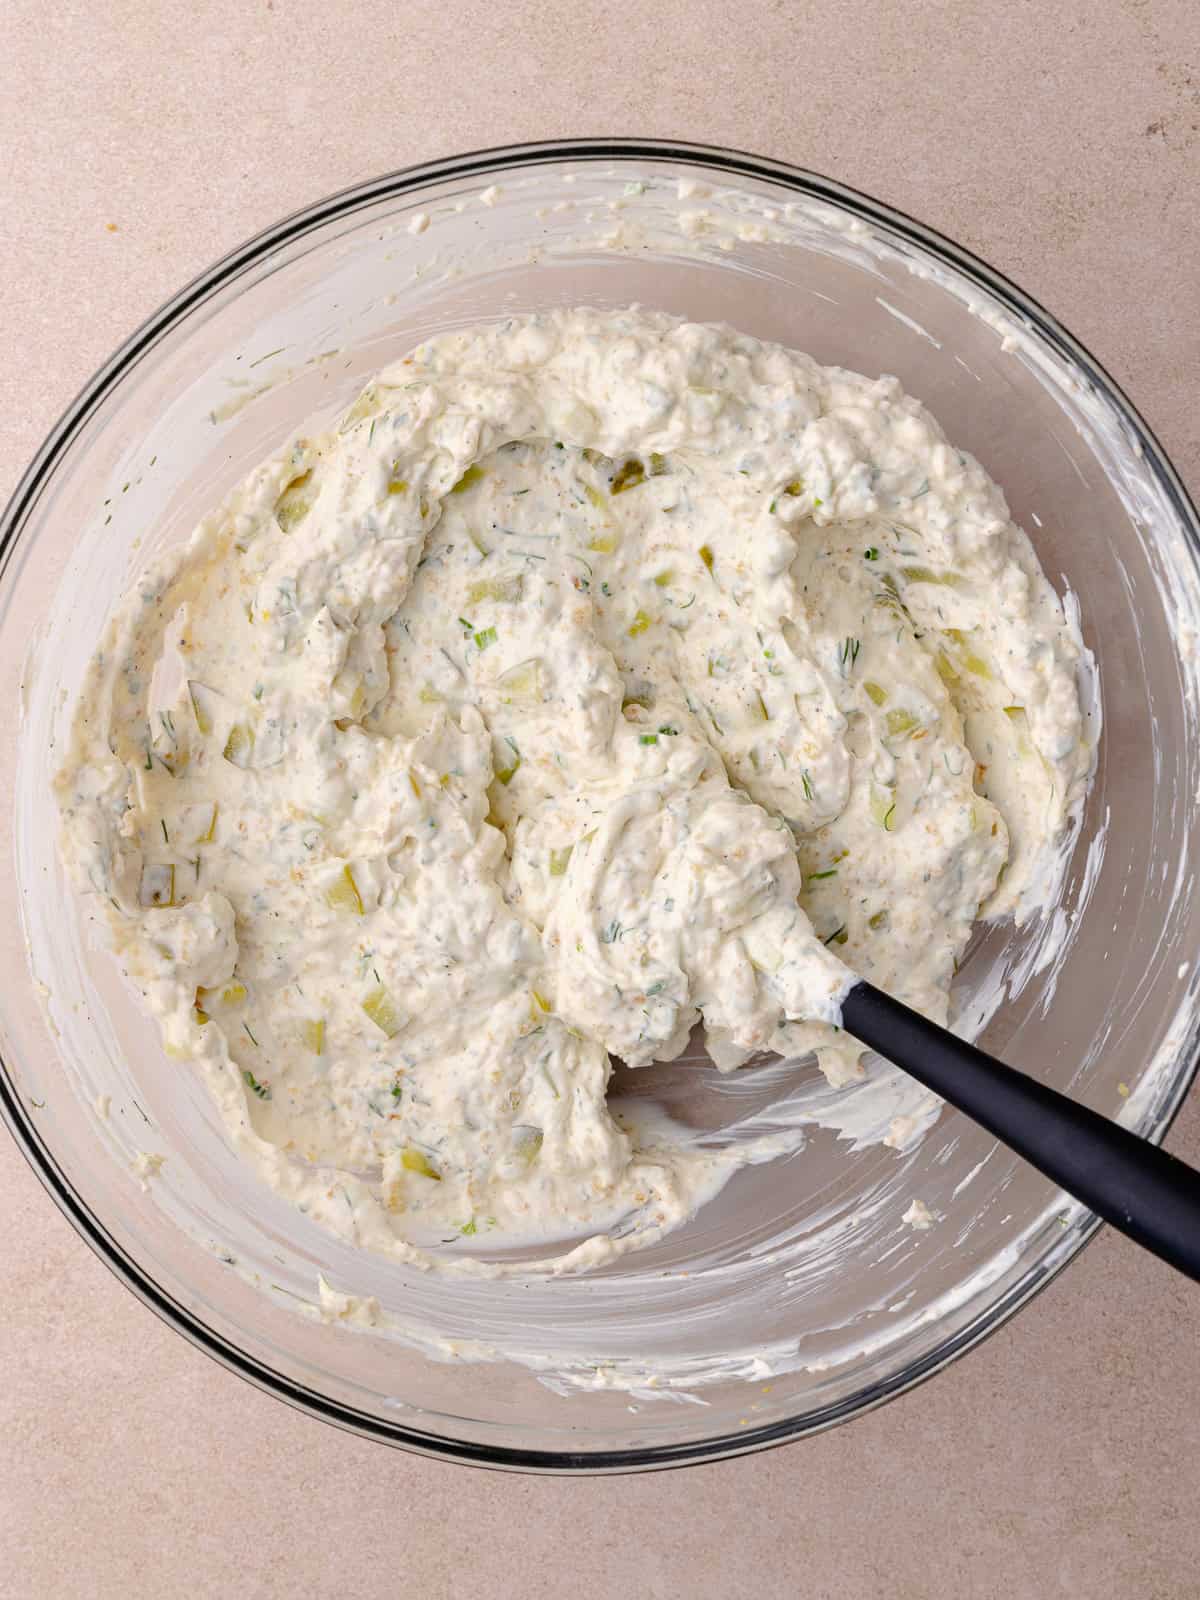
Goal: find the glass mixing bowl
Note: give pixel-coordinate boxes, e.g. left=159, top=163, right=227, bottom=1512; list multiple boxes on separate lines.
left=4, top=140, right=1200, bottom=1473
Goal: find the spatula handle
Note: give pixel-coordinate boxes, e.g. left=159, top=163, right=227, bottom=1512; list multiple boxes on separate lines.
left=841, top=980, right=1200, bottom=1283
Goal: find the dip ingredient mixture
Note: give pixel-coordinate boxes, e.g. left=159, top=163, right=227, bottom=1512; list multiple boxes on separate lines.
left=57, top=309, right=1091, bottom=1272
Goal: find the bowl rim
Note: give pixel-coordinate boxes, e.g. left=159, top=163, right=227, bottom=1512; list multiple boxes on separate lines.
left=3, top=134, right=1199, bottom=1474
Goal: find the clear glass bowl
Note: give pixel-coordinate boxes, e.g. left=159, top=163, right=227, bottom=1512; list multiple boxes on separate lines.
left=4, top=139, right=1200, bottom=1473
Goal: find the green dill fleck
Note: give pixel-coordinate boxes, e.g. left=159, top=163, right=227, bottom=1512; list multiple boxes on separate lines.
left=160, top=819, right=169, bottom=843
left=808, top=868, right=838, bottom=880
left=658, top=724, right=679, bottom=736
left=839, top=636, right=861, bottom=672
left=639, top=733, right=658, bottom=746
left=242, top=1067, right=270, bottom=1099
left=864, top=547, right=880, bottom=560
left=242, top=1022, right=260, bottom=1047
left=801, top=770, right=814, bottom=801
left=601, top=919, right=623, bottom=944
left=457, top=616, right=474, bottom=631
left=823, top=924, right=849, bottom=946
left=460, top=1218, right=478, bottom=1236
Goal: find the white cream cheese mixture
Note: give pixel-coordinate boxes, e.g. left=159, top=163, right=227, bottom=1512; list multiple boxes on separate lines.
left=56, top=308, right=1093, bottom=1274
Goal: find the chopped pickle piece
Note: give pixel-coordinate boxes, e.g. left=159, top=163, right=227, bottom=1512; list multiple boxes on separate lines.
left=586, top=528, right=619, bottom=553
left=340, top=387, right=377, bottom=428
left=326, top=864, right=364, bottom=916
left=450, top=464, right=485, bottom=494
left=512, top=1126, right=544, bottom=1165
left=531, top=989, right=552, bottom=1013
left=648, top=452, right=669, bottom=476
left=864, top=680, right=888, bottom=706
left=548, top=845, right=573, bottom=876
left=698, top=544, right=714, bottom=570
left=180, top=801, right=218, bottom=844
left=901, top=565, right=958, bottom=586
left=187, top=680, right=222, bottom=737
left=409, top=772, right=421, bottom=799
left=418, top=684, right=444, bottom=704
left=222, top=722, right=255, bottom=768
left=139, top=864, right=175, bottom=908
left=934, top=651, right=959, bottom=686
left=752, top=690, right=770, bottom=722
left=885, top=708, right=920, bottom=738
left=301, top=1018, right=325, bottom=1055
left=946, top=629, right=991, bottom=677
left=473, top=626, right=498, bottom=651
left=495, top=658, right=542, bottom=704
left=871, top=785, right=898, bottom=832
left=1003, top=705, right=1026, bottom=721
left=868, top=908, right=891, bottom=931
left=386, top=477, right=408, bottom=496
left=362, top=984, right=402, bottom=1038
left=401, top=1146, right=441, bottom=1180
left=627, top=609, right=653, bottom=637
left=652, top=569, right=674, bottom=587
left=274, top=469, right=315, bottom=532
left=611, top=458, right=646, bottom=494
left=466, top=574, right=523, bottom=605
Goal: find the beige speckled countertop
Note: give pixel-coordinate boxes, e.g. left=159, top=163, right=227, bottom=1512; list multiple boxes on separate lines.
left=2, top=2, right=1199, bottom=1595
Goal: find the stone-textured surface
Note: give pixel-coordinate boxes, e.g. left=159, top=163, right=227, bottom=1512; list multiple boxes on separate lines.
left=2, top=2, right=1198, bottom=1595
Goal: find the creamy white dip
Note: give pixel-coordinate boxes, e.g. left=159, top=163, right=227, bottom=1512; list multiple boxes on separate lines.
left=56, top=308, right=1092, bottom=1274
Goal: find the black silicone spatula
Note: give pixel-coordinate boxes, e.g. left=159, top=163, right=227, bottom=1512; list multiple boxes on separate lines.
left=840, top=980, right=1200, bottom=1282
